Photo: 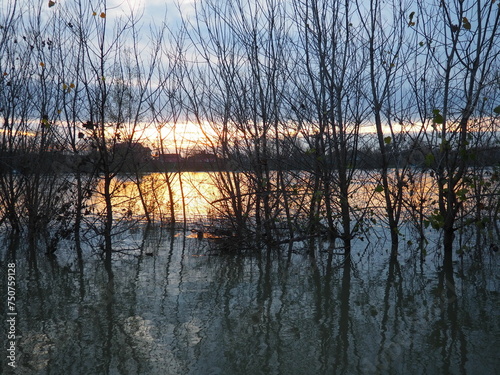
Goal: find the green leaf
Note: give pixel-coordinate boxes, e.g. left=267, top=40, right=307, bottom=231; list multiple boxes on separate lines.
left=424, top=153, right=435, bottom=167
left=494, top=105, right=500, bottom=114
left=429, top=211, right=445, bottom=230
left=384, top=136, right=392, bottom=144
left=462, top=17, right=471, bottom=30
left=434, top=114, right=444, bottom=124
left=457, top=188, right=469, bottom=201
left=375, top=184, right=384, bottom=193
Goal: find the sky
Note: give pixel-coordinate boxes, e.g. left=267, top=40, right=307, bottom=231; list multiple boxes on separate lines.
left=3, top=0, right=498, bottom=154
left=107, top=0, right=194, bottom=27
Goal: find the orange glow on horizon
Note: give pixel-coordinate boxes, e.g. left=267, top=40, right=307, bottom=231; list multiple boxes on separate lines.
left=139, top=121, right=219, bottom=154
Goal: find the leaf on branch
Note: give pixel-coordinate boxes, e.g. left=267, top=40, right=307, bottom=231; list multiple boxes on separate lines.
left=462, top=17, right=471, bottom=30
left=384, top=136, right=392, bottom=144
left=429, top=212, right=444, bottom=230
left=100, top=12, right=106, bottom=18
left=494, top=105, right=500, bottom=114
left=432, top=109, right=444, bottom=124
left=434, top=114, right=444, bottom=123
left=457, top=188, right=469, bottom=201
left=408, top=11, right=415, bottom=26
left=41, top=115, right=50, bottom=128
left=48, top=1, right=56, bottom=8
left=375, top=184, right=384, bottom=193
left=424, top=153, right=435, bottom=167
left=83, top=121, right=95, bottom=130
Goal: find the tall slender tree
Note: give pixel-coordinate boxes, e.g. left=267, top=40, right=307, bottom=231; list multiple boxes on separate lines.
left=412, top=0, right=500, bottom=257
left=292, top=0, right=367, bottom=252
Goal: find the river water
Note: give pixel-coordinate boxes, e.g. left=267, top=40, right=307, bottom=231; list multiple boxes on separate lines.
left=1, top=225, right=499, bottom=374
left=1, top=170, right=500, bottom=374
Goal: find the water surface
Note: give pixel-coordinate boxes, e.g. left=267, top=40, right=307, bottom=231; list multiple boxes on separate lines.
left=1, top=229, right=499, bottom=374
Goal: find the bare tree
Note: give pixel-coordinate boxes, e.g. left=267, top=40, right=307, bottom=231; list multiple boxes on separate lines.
left=54, top=0, right=165, bottom=258
left=181, top=0, right=295, bottom=247
left=0, top=1, right=76, bottom=252
left=412, top=0, right=500, bottom=258
left=357, top=0, right=415, bottom=255
left=291, top=0, right=368, bottom=252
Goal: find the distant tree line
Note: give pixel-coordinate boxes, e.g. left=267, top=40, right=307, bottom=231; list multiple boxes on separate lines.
left=4, top=134, right=500, bottom=174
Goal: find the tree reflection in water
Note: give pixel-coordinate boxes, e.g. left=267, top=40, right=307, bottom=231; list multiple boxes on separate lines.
left=1, top=228, right=498, bottom=375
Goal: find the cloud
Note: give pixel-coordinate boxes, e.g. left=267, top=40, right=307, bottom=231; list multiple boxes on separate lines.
left=107, top=0, right=195, bottom=27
